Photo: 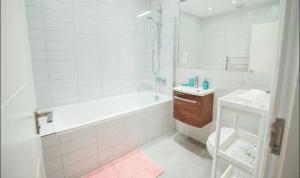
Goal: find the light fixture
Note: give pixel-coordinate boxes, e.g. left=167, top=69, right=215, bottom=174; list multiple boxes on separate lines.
left=208, top=7, right=212, bottom=11
left=232, top=0, right=237, bottom=4
left=137, top=11, right=152, bottom=18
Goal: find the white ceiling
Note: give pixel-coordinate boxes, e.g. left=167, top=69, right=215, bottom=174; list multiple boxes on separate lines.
left=180, top=0, right=278, bottom=18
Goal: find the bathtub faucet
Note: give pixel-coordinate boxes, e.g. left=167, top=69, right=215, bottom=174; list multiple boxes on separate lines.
left=35, top=111, right=53, bottom=123
left=155, top=76, right=166, bottom=85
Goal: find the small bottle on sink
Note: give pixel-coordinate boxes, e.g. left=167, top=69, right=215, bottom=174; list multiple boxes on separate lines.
left=202, top=78, right=209, bottom=90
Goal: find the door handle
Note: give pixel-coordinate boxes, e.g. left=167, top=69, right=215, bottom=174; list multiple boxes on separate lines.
left=269, top=118, right=285, bottom=155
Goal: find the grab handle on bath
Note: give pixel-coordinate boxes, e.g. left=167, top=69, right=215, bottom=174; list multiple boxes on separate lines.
left=174, top=96, right=197, bottom=104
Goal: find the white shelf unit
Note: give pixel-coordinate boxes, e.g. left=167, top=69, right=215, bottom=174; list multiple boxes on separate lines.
left=221, top=165, right=252, bottom=178
left=211, top=90, right=269, bottom=178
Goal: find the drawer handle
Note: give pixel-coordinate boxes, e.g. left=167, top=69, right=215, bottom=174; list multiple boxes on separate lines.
left=174, top=96, right=197, bottom=104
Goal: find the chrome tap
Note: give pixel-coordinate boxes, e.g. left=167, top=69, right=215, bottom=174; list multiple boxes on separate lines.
left=194, top=76, right=199, bottom=88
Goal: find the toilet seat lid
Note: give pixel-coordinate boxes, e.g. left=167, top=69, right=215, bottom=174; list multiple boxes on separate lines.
left=207, top=127, right=235, bottom=148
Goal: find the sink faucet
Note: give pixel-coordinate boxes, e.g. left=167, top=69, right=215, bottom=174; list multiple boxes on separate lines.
left=194, top=76, right=199, bottom=88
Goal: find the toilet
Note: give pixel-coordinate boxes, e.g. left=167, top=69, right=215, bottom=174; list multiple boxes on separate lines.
left=206, top=127, right=235, bottom=175
left=206, top=127, right=235, bottom=157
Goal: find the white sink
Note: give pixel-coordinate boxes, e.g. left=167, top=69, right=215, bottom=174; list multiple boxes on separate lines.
left=174, top=86, right=215, bottom=96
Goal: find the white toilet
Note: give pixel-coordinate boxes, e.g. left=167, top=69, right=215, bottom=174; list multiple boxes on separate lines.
left=206, top=127, right=235, bottom=175
left=206, top=127, right=235, bottom=157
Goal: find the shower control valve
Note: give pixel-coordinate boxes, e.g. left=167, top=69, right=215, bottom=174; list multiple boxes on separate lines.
left=155, top=77, right=167, bottom=85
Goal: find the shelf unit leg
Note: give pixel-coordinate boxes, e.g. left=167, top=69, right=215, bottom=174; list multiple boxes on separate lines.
left=234, top=112, right=238, bottom=129
left=253, top=113, right=267, bottom=178
left=211, top=101, right=223, bottom=178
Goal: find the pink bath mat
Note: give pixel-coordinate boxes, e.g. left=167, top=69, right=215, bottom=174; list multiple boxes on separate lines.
left=84, top=149, right=164, bottom=178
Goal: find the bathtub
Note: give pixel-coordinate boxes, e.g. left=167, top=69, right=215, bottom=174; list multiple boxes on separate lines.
left=40, top=90, right=175, bottom=178
left=52, top=90, right=172, bottom=133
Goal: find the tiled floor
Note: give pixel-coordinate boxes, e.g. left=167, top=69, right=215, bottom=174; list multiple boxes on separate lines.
left=142, top=131, right=212, bottom=178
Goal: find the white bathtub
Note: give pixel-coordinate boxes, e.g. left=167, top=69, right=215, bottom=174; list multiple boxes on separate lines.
left=52, top=90, right=172, bottom=133
left=41, top=90, right=175, bottom=178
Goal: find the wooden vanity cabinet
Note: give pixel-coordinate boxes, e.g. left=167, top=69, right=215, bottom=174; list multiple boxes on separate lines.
left=173, top=91, right=214, bottom=128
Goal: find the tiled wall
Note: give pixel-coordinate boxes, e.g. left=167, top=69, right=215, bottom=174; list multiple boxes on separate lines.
left=175, top=69, right=272, bottom=142
left=179, top=3, right=279, bottom=70
left=25, top=0, right=149, bottom=109
left=146, top=0, right=178, bottom=96
left=179, top=12, right=203, bottom=69
left=41, top=101, right=175, bottom=178
left=175, top=3, right=278, bottom=142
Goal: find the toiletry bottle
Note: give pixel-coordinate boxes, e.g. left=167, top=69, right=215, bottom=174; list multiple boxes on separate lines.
left=202, top=78, right=209, bottom=90
left=189, top=78, right=195, bottom=87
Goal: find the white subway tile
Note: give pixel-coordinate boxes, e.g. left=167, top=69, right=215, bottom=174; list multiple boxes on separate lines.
left=45, top=31, right=74, bottom=42
left=47, top=61, right=76, bottom=70
left=79, top=92, right=101, bottom=102
left=52, top=96, right=78, bottom=106
left=25, top=6, right=42, bottom=18
left=32, top=61, right=47, bottom=71
left=43, top=0, right=73, bottom=12
left=76, top=41, right=99, bottom=52
left=46, top=41, right=75, bottom=51
left=51, top=87, right=78, bottom=99
left=29, top=40, right=45, bottom=50
left=43, top=9, right=73, bottom=22
left=46, top=169, right=64, bottom=178
left=75, top=24, right=98, bottom=35
left=99, top=134, right=125, bottom=151
left=44, top=20, right=74, bottom=32
left=73, top=0, right=99, bottom=9
left=63, top=153, right=99, bottom=178
left=74, top=15, right=98, bottom=25
left=74, top=5, right=98, bottom=18
left=41, top=134, right=60, bottom=148
left=25, top=0, right=42, bottom=7
left=125, top=127, right=147, bottom=151
left=47, top=51, right=76, bottom=61
left=75, top=33, right=98, bottom=43
left=78, top=77, right=99, bottom=86
left=60, top=132, right=98, bottom=155
left=78, top=59, right=99, bottom=69
left=49, top=70, right=77, bottom=80
left=33, top=71, right=49, bottom=81
left=59, top=125, right=97, bottom=143
left=50, top=79, right=77, bottom=89
left=62, top=143, right=98, bottom=167
left=44, top=157, right=63, bottom=174
left=79, top=85, right=100, bottom=94
left=43, top=145, right=61, bottom=161
left=28, top=29, right=44, bottom=40
left=31, top=50, right=46, bottom=60
left=99, top=145, right=125, bottom=165
left=27, top=17, right=43, bottom=28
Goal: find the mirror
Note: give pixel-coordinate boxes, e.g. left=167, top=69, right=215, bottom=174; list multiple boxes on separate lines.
left=178, top=0, right=279, bottom=74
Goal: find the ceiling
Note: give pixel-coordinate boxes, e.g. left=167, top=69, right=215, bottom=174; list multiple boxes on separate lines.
left=180, top=0, right=278, bottom=18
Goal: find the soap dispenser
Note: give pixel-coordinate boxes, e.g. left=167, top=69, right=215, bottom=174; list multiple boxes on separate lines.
left=202, top=78, right=209, bottom=90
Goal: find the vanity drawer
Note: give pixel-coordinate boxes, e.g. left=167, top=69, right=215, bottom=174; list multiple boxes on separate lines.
left=173, top=91, right=213, bottom=128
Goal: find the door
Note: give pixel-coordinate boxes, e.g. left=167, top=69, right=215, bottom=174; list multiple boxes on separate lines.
left=260, top=0, right=299, bottom=177
left=1, top=0, right=46, bottom=178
